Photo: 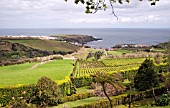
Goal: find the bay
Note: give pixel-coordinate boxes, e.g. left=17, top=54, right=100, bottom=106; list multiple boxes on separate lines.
left=0, top=28, right=170, bottom=48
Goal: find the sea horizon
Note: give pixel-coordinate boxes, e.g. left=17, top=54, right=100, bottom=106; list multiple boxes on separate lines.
left=0, top=28, right=170, bottom=48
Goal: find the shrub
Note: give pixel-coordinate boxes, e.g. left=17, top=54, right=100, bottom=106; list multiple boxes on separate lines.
left=33, top=76, right=61, bottom=107
left=9, top=96, right=37, bottom=108
left=73, top=86, right=167, bottom=108
left=153, top=93, right=170, bottom=106
left=63, top=92, right=94, bottom=103
left=0, top=85, right=37, bottom=107
left=71, top=77, right=93, bottom=88
left=0, top=80, right=71, bottom=107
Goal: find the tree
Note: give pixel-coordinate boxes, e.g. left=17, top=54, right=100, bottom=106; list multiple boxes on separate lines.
left=65, top=0, right=159, bottom=17
left=123, top=70, right=136, bottom=108
left=134, top=58, right=159, bottom=101
left=34, top=76, right=61, bottom=107
left=123, top=79, right=132, bottom=108
left=167, top=40, right=170, bottom=72
left=154, top=53, right=162, bottom=64
left=86, top=51, right=94, bottom=60
left=94, top=51, right=103, bottom=61
left=91, top=72, right=124, bottom=108
left=165, top=73, right=170, bottom=89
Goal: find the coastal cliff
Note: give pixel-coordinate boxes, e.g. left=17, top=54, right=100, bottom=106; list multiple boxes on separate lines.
left=50, top=34, right=102, bottom=45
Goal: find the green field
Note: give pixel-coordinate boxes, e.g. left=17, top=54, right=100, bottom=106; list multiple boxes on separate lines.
left=0, top=60, right=73, bottom=86
left=52, top=96, right=169, bottom=108
left=52, top=97, right=102, bottom=108
left=107, top=49, right=132, bottom=55
left=7, top=39, right=79, bottom=52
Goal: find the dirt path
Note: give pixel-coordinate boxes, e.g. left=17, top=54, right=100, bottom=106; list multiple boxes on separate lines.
left=31, top=47, right=88, bottom=69
left=31, top=60, right=52, bottom=69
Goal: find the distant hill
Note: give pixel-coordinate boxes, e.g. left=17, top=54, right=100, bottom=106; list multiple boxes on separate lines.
left=50, top=34, right=102, bottom=45
left=0, top=40, right=80, bottom=65
left=151, top=41, right=169, bottom=49
left=6, top=39, right=80, bottom=52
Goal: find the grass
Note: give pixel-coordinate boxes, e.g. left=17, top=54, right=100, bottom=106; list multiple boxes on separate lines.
left=6, top=39, right=79, bottom=52
left=116, top=97, right=170, bottom=108
left=52, top=97, right=103, bottom=108
left=0, top=60, right=73, bottom=86
left=107, top=49, right=132, bottom=55
left=152, top=48, right=166, bottom=52
left=76, top=86, right=92, bottom=93
left=72, top=47, right=102, bottom=60
left=53, top=96, right=169, bottom=108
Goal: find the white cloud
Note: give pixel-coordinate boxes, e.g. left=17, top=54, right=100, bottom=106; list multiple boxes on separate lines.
left=0, top=0, right=170, bottom=28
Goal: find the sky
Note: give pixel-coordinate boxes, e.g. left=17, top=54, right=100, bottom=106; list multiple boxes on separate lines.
left=0, top=0, right=170, bottom=28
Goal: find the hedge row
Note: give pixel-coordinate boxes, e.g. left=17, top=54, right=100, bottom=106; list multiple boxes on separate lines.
left=0, top=81, right=72, bottom=107
left=71, top=76, right=93, bottom=88
left=63, top=92, right=94, bottom=103
left=0, top=55, right=63, bottom=66
left=73, top=85, right=167, bottom=108
left=0, top=85, right=36, bottom=107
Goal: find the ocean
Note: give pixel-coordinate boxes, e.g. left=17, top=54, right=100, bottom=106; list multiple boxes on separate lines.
left=0, top=28, right=170, bottom=48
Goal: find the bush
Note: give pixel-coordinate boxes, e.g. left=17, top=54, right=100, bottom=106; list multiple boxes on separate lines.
left=0, top=80, right=72, bottom=107
left=0, top=85, right=37, bottom=107
left=33, top=76, right=61, bottom=107
left=9, top=96, right=37, bottom=108
left=63, top=92, right=94, bottom=103
left=71, top=77, right=93, bottom=88
left=73, top=86, right=167, bottom=108
left=154, top=93, right=170, bottom=106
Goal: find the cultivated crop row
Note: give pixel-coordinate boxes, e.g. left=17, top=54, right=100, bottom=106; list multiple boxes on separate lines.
left=73, top=58, right=145, bottom=77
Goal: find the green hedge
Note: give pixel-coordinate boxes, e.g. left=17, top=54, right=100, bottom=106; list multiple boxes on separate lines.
left=155, top=64, right=168, bottom=73
left=0, top=81, right=73, bottom=107
left=63, top=92, right=94, bottom=103
left=0, top=85, right=37, bottom=107
left=71, top=76, right=93, bottom=88
left=73, top=85, right=167, bottom=108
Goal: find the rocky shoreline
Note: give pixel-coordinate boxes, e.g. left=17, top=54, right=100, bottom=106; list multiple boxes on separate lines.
left=0, top=34, right=102, bottom=46
left=50, top=34, right=102, bottom=45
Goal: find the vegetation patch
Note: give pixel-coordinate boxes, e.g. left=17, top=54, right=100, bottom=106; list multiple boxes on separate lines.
left=6, top=39, right=80, bottom=52
left=0, top=60, right=73, bottom=86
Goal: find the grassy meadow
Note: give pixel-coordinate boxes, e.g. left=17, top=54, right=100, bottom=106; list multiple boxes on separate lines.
left=0, top=59, right=73, bottom=86
left=107, top=49, right=132, bottom=55
left=7, top=39, right=79, bottom=52
left=52, top=97, right=103, bottom=108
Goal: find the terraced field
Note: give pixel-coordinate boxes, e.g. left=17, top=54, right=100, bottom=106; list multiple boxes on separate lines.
left=73, top=58, right=146, bottom=77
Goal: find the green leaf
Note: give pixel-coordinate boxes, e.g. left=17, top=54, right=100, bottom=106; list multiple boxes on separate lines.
left=80, top=0, right=85, bottom=4
left=86, top=1, right=91, bottom=5
left=151, top=2, right=156, bottom=5
left=75, top=0, right=80, bottom=4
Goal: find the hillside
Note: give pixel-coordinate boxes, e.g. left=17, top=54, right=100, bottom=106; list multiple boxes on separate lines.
left=0, top=40, right=80, bottom=66
left=6, top=39, right=80, bottom=52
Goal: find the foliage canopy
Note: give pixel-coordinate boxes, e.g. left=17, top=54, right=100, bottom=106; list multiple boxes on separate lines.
left=65, top=0, right=159, bottom=17
left=134, top=58, right=159, bottom=91
left=34, top=76, right=61, bottom=106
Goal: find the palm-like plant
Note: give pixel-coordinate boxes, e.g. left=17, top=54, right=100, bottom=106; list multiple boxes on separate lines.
left=91, top=72, right=124, bottom=108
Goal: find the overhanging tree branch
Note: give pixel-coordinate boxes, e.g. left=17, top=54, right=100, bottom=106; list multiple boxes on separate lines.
left=65, top=0, right=159, bottom=19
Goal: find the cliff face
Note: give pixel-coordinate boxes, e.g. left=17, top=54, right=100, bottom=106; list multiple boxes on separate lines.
left=50, top=35, right=102, bottom=45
